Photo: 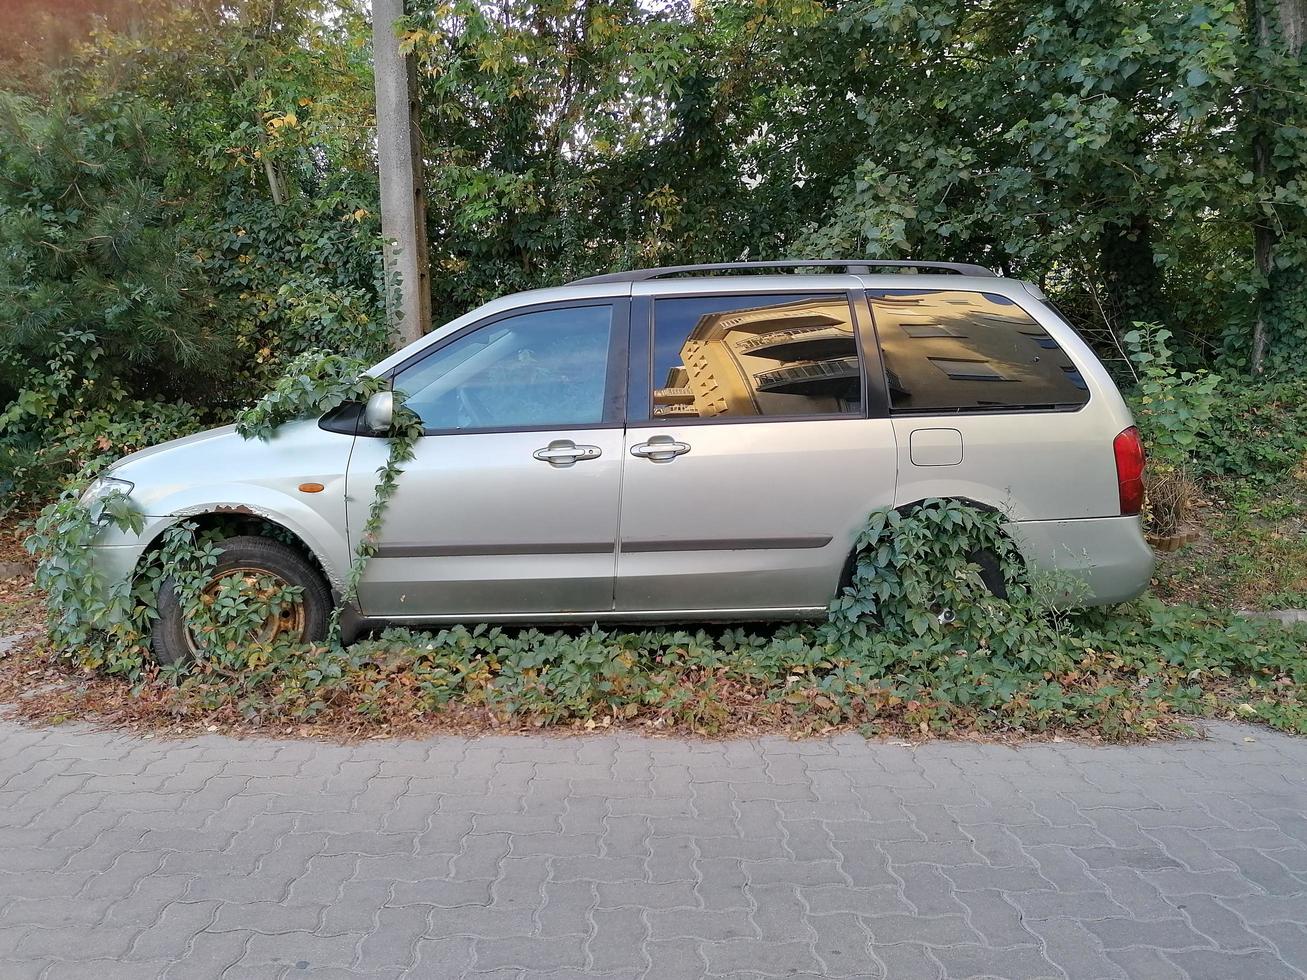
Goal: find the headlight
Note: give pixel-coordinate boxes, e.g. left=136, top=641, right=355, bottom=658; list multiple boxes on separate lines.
left=79, top=476, right=135, bottom=510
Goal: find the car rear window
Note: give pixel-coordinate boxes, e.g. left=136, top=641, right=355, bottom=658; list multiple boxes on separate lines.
left=868, top=289, right=1090, bottom=413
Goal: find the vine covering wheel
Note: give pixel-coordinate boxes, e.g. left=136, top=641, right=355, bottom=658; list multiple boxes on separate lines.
left=970, top=547, right=1009, bottom=600
left=152, top=535, right=332, bottom=666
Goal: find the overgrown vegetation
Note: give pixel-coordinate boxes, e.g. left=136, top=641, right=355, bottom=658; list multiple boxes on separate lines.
left=24, top=349, right=421, bottom=670
left=9, top=342, right=1307, bottom=740
left=231, top=350, right=423, bottom=641
left=3, top=0, right=1307, bottom=742
left=14, top=475, right=1307, bottom=740
left=3, top=0, right=1307, bottom=507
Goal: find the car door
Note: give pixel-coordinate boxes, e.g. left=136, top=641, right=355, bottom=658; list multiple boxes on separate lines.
left=345, top=299, right=628, bottom=619
left=614, top=286, right=899, bottom=615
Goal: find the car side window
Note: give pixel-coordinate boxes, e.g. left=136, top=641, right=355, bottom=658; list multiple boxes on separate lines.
left=868, top=289, right=1091, bottom=412
left=649, top=293, right=862, bottom=420
left=395, top=304, right=615, bottom=431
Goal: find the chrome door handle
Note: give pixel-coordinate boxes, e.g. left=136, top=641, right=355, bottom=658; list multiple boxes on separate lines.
left=533, top=440, right=601, bottom=467
left=630, top=436, right=691, bottom=461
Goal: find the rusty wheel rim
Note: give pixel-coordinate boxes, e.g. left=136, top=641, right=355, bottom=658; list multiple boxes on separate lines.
left=182, top=566, right=306, bottom=656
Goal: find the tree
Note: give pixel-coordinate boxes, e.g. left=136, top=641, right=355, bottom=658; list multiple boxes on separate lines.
left=0, top=94, right=217, bottom=402
left=1248, top=0, right=1307, bottom=373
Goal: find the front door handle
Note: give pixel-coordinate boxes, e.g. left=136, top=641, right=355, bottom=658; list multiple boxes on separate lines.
left=533, top=440, right=602, bottom=467
left=630, top=435, right=691, bottom=462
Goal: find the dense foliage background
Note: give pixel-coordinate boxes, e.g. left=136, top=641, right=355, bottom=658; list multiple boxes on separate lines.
left=1, top=0, right=1306, bottom=500
left=2, top=0, right=1305, bottom=741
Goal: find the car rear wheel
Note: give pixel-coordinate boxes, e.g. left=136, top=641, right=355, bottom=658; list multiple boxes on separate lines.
left=151, top=535, right=332, bottom=667
left=970, top=547, right=1009, bottom=600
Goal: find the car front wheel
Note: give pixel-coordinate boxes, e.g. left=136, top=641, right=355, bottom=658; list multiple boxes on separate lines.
left=151, top=534, right=332, bottom=666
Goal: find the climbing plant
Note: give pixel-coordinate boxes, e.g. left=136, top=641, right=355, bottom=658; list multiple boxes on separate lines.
left=232, top=349, right=424, bottom=641
left=25, top=349, right=422, bottom=671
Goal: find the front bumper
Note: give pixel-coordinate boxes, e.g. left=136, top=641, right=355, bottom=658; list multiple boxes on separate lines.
left=87, top=542, right=147, bottom=596
left=85, top=519, right=154, bottom=605
left=1008, top=515, right=1156, bottom=606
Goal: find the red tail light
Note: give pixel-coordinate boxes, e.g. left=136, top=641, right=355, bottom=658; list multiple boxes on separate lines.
left=1113, top=426, right=1146, bottom=516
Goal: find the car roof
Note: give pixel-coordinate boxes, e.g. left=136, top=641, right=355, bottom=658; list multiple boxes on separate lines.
left=368, top=264, right=1038, bottom=376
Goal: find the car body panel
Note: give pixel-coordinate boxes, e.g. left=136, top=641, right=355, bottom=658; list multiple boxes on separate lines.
left=96, top=420, right=354, bottom=593
left=889, top=410, right=1121, bottom=520
left=345, top=428, right=624, bottom=617
left=873, top=284, right=1134, bottom=523
left=1008, top=515, right=1155, bottom=604
left=614, top=418, right=897, bottom=611
left=88, top=269, right=1155, bottom=620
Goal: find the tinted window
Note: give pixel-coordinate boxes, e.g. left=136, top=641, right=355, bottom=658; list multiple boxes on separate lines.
left=869, top=289, right=1091, bottom=412
left=650, top=294, right=862, bottom=419
left=396, top=305, right=614, bottom=430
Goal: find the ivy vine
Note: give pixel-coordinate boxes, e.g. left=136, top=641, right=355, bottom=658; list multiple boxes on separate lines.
left=231, top=349, right=423, bottom=645
left=27, top=349, right=421, bottom=671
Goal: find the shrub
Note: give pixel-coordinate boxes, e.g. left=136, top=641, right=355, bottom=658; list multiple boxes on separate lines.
left=1123, top=324, right=1220, bottom=468
left=0, top=331, right=207, bottom=510
left=0, top=94, right=223, bottom=402
left=1193, top=378, right=1307, bottom=484
left=1122, top=324, right=1220, bottom=534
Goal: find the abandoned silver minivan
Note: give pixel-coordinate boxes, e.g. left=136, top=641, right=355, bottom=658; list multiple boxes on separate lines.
left=85, top=260, right=1154, bottom=663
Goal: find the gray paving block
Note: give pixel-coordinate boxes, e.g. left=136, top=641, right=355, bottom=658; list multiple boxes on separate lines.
left=646, top=907, right=754, bottom=941
left=928, top=941, right=1062, bottom=979
left=808, top=911, right=874, bottom=978
left=587, top=906, right=647, bottom=973
left=1167, top=946, right=1304, bottom=980
left=1085, top=915, right=1215, bottom=951
left=1029, top=916, right=1129, bottom=980
left=700, top=937, right=823, bottom=976
left=472, top=934, right=587, bottom=972
left=2, top=718, right=1307, bottom=980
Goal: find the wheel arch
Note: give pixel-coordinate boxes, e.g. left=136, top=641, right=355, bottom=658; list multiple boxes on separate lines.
left=131, top=505, right=344, bottom=598
left=837, top=495, right=1023, bottom=593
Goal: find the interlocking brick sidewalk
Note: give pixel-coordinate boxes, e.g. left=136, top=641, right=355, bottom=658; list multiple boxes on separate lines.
left=0, top=719, right=1305, bottom=979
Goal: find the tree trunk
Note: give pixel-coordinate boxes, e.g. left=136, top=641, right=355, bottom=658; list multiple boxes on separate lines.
left=373, top=0, right=432, bottom=348
left=241, top=1, right=290, bottom=208
left=1249, top=0, right=1307, bottom=373
left=1098, top=212, right=1169, bottom=330
left=246, top=63, right=289, bottom=207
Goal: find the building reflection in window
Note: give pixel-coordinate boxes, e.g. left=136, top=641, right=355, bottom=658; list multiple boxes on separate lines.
left=651, top=295, right=861, bottom=419
left=870, top=289, right=1091, bottom=412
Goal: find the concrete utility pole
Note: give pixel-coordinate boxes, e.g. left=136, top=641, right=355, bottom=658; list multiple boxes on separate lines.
left=372, top=0, right=431, bottom=348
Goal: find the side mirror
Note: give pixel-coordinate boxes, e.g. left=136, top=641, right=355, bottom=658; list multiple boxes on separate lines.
left=363, top=390, right=394, bottom=434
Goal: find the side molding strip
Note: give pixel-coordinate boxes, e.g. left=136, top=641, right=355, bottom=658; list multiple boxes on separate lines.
left=375, top=537, right=834, bottom=558
left=621, top=536, right=833, bottom=553
left=376, top=542, right=615, bottom=558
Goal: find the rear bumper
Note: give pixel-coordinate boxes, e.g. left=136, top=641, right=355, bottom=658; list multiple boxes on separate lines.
left=1008, top=515, right=1155, bottom=606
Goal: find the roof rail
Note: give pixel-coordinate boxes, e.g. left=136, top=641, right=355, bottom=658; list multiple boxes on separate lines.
left=567, top=259, right=999, bottom=285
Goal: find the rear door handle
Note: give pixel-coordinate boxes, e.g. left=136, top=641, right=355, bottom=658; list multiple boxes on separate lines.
left=533, top=440, right=602, bottom=467
left=630, top=436, right=691, bottom=461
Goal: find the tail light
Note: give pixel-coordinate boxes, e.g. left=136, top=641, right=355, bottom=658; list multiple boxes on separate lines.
left=1113, top=426, right=1146, bottom=516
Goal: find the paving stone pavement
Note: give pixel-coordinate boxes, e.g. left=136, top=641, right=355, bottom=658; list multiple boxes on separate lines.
left=1, top=719, right=1306, bottom=980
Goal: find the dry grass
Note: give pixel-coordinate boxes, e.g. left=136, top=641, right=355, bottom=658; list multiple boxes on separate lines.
left=1144, top=465, right=1199, bottom=538
left=1153, top=470, right=1307, bottom=610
